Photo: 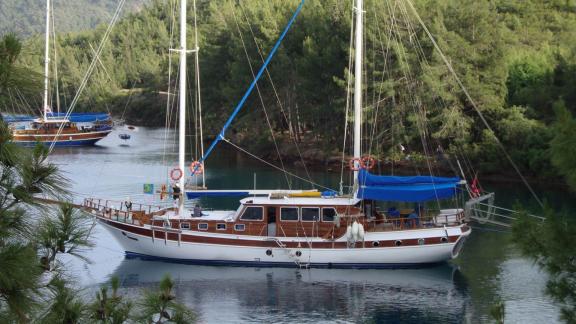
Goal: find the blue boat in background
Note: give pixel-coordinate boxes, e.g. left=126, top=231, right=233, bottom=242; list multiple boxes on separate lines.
left=3, top=112, right=113, bottom=147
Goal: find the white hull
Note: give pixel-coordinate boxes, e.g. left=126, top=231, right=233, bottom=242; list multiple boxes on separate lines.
left=99, top=218, right=470, bottom=268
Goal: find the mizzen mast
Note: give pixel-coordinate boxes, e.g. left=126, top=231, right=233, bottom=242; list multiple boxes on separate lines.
left=178, top=0, right=188, bottom=209
left=353, top=0, right=364, bottom=188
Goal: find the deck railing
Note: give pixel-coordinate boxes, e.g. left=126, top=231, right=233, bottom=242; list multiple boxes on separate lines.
left=83, top=198, right=166, bottom=226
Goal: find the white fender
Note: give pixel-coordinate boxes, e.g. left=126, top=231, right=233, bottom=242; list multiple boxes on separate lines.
left=346, top=225, right=353, bottom=241
left=352, top=221, right=359, bottom=241
left=358, top=223, right=365, bottom=241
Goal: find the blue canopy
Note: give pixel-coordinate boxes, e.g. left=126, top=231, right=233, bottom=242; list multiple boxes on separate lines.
left=2, top=112, right=111, bottom=123
left=357, top=169, right=460, bottom=202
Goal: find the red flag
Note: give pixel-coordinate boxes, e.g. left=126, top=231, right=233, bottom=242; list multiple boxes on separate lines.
left=470, top=176, right=481, bottom=198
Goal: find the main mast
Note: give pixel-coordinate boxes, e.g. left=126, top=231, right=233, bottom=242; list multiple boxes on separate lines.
left=42, top=0, right=51, bottom=121
left=353, top=0, right=363, bottom=187
left=178, top=0, right=187, bottom=209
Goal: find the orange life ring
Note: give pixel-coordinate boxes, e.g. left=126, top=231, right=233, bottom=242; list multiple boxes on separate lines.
left=189, top=161, right=204, bottom=175
left=349, top=158, right=362, bottom=171
left=361, top=155, right=376, bottom=170
left=170, top=168, right=183, bottom=181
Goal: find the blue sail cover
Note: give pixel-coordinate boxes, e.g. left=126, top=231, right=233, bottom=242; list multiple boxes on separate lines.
left=357, top=169, right=460, bottom=202
left=2, top=112, right=111, bottom=123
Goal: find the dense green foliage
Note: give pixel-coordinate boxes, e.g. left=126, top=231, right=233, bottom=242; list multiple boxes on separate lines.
left=0, top=0, right=148, bottom=38
left=513, top=207, right=576, bottom=323
left=4, top=0, right=576, bottom=182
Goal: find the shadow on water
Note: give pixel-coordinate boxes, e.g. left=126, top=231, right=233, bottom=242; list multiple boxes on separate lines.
left=111, top=258, right=469, bottom=323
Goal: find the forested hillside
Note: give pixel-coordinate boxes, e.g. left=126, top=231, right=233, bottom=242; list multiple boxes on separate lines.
left=6, top=0, right=576, bottom=182
left=0, top=0, right=148, bottom=37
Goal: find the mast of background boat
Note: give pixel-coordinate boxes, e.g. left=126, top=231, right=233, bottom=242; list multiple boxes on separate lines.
left=192, top=0, right=205, bottom=187
left=178, top=0, right=188, bottom=210
left=353, top=0, right=363, bottom=188
left=42, top=0, right=51, bottom=122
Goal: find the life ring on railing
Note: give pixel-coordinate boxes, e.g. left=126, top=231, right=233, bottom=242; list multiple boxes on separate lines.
left=189, top=161, right=204, bottom=175
left=170, top=168, right=183, bottom=181
left=361, top=155, right=376, bottom=170
left=349, top=158, right=362, bottom=171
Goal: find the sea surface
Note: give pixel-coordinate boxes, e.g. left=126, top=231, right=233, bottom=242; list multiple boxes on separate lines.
left=48, top=127, right=573, bottom=323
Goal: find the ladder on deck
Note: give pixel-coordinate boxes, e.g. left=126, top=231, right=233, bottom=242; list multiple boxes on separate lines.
left=266, top=238, right=310, bottom=269
left=464, top=193, right=545, bottom=228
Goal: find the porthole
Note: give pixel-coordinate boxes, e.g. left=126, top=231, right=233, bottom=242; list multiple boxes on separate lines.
left=418, top=238, right=425, bottom=245
left=295, top=251, right=302, bottom=257
left=266, top=249, right=273, bottom=256
left=394, top=240, right=402, bottom=247
left=372, top=241, right=380, bottom=247
left=440, top=237, right=448, bottom=243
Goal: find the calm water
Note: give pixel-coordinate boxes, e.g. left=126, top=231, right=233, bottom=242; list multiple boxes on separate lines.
left=48, top=128, right=573, bottom=323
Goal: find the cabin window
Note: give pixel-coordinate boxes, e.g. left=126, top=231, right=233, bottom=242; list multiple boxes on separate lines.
left=322, top=208, right=337, bottom=222
left=216, top=223, right=227, bottom=230
left=301, top=207, right=320, bottom=222
left=235, top=224, right=245, bottom=231
left=198, top=223, right=208, bottom=230
left=240, top=206, right=264, bottom=221
left=280, top=207, right=299, bottom=221
left=180, top=222, right=190, bottom=230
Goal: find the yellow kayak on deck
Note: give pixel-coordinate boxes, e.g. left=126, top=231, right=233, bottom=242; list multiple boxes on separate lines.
left=288, top=191, right=321, bottom=198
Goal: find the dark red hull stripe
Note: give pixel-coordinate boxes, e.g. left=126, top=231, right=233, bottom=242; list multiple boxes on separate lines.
left=13, top=131, right=111, bottom=142
left=101, top=218, right=461, bottom=249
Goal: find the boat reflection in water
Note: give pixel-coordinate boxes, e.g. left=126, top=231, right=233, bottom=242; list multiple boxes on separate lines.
left=111, top=258, right=469, bottom=323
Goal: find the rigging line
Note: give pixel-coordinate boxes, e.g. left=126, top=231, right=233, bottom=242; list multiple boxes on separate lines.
left=231, top=7, right=291, bottom=189
left=367, top=2, right=395, bottom=161
left=340, top=0, right=356, bottom=194
left=162, top=0, right=178, bottom=181
left=6, top=88, right=16, bottom=116
left=119, top=79, right=138, bottom=122
left=195, top=0, right=306, bottom=170
left=222, top=137, right=337, bottom=192
left=374, top=7, right=397, bottom=160
left=388, top=1, right=442, bottom=208
left=404, top=0, right=544, bottom=209
left=396, top=0, right=463, bottom=181
left=14, top=88, right=33, bottom=114
left=49, top=0, right=126, bottom=153
left=187, top=53, right=197, bottom=162
left=192, top=0, right=205, bottom=187
left=237, top=1, right=312, bottom=187
left=238, top=2, right=312, bottom=187
left=63, top=0, right=125, bottom=115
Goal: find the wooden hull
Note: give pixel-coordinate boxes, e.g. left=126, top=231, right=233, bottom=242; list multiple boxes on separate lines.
left=12, top=130, right=112, bottom=146
left=97, top=216, right=471, bottom=269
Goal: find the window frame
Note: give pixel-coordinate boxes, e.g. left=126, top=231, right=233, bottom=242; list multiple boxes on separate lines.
left=321, top=207, right=338, bottom=222
left=301, top=207, right=320, bottom=222
left=280, top=206, right=299, bottom=222
left=180, top=222, right=191, bottom=230
left=239, top=206, right=264, bottom=221
left=234, top=224, right=246, bottom=232
left=197, top=223, right=208, bottom=231
left=216, top=223, right=227, bottom=231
